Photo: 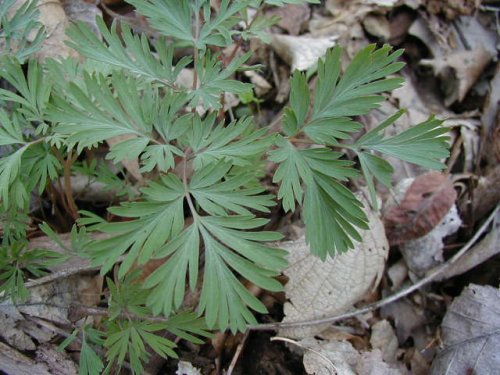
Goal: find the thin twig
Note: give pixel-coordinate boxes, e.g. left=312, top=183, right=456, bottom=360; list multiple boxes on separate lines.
left=226, top=331, right=250, bottom=375
left=248, top=205, right=499, bottom=331
left=25, top=253, right=123, bottom=289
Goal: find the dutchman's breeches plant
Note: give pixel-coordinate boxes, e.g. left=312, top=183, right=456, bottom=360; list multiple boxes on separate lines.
left=0, top=0, right=449, bottom=373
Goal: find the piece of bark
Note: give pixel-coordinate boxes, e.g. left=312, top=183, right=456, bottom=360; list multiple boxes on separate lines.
left=461, top=165, right=500, bottom=224
left=0, top=342, right=52, bottom=375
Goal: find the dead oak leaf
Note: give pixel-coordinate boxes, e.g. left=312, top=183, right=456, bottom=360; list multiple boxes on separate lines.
left=430, top=284, right=500, bottom=375
left=383, top=171, right=457, bottom=245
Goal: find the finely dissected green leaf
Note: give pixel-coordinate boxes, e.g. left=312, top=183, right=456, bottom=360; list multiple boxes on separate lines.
left=0, top=110, right=25, bottom=146
left=269, top=137, right=367, bottom=258
left=130, top=0, right=248, bottom=49
left=22, top=143, right=62, bottom=194
left=79, top=336, right=104, bottom=375
left=0, top=58, right=51, bottom=123
left=352, top=110, right=449, bottom=208
left=303, top=174, right=368, bottom=260
left=357, top=152, right=393, bottom=210
left=104, top=312, right=210, bottom=374
left=86, top=174, right=185, bottom=277
left=268, top=136, right=310, bottom=212
left=197, top=215, right=285, bottom=332
left=189, top=115, right=272, bottom=169
left=146, top=165, right=283, bottom=331
left=126, top=0, right=195, bottom=45
left=192, top=52, right=253, bottom=108
left=190, top=162, right=275, bottom=216
left=0, top=0, right=45, bottom=61
left=283, top=71, right=310, bottom=136
left=304, top=117, right=363, bottom=145
left=357, top=115, right=450, bottom=169
left=0, top=241, right=67, bottom=301
left=48, top=71, right=164, bottom=153
left=145, top=225, right=201, bottom=316
left=0, top=148, right=26, bottom=208
left=313, top=45, right=405, bottom=120
left=66, top=18, right=190, bottom=86
left=139, top=144, right=184, bottom=172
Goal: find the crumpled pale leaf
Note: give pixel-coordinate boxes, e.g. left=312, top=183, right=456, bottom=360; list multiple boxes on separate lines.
left=370, top=320, right=399, bottom=363
left=176, top=361, right=202, bottom=375
left=271, top=34, right=337, bottom=71
left=279, top=199, right=388, bottom=338
left=381, top=298, right=426, bottom=344
left=265, top=3, right=311, bottom=36
left=362, top=13, right=391, bottom=41
left=244, top=71, right=272, bottom=96
left=300, top=338, right=404, bottom=375
left=430, top=284, right=500, bottom=375
left=60, top=0, right=101, bottom=37
left=420, top=46, right=492, bottom=106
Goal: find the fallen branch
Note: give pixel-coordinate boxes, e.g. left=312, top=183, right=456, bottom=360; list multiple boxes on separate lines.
left=248, top=205, right=499, bottom=331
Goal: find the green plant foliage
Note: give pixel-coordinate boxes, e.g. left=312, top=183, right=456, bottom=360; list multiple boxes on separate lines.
left=0, top=0, right=451, bottom=372
left=0, top=0, right=46, bottom=61
left=0, top=241, right=67, bottom=301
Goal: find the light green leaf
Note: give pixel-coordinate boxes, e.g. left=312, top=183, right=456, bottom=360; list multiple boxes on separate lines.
left=66, top=17, right=190, bottom=86
left=313, top=45, right=405, bottom=120
left=191, top=116, right=272, bottom=169
left=86, top=174, right=185, bottom=277
left=197, top=215, right=286, bottom=332
left=190, top=162, right=275, bottom=216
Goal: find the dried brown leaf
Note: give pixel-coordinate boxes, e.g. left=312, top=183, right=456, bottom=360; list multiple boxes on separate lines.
left=384, top=172, right=457, bottom=245
left=266, top=4, right=311, bottom=36
left=430, top=284, right=500, bottom=374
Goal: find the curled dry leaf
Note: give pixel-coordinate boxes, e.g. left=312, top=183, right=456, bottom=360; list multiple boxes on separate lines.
left=370, top=319, right=399, bottom=363
left=430, top=284, right=500, bottom=375
left=300, top=338, right=404, bottom=375
left=271, top=34, right=338, bottom=71
left=265, top=3, right=311, bottom=36
left=383, top=171, right=457, bottom=246
left=420, top=46, right=492, bottom=106
left=279, top=198, right=388, bottom=338
left=176, top=361, right=202, bottom=375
